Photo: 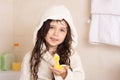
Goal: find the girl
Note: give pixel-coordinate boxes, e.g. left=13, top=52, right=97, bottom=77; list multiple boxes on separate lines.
left=19, top=5, right=85, bottom=80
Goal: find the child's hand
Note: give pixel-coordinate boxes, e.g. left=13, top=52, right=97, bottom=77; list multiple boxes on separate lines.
left=49, top=65, right=69, bottom=79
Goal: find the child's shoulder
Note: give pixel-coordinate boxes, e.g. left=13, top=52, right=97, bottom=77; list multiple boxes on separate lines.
left=22, top=51, right=32, bottom=61
left=70, top=49, right=80, bottom=59
left=24, top=51, right=32, bottom=57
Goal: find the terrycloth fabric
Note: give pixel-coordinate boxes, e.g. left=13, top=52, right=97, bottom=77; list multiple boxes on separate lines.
left=91, top=0, right=120, bottom=15
left=89, top=15, right=120, bottom=46
left=19, top=51, right=85, bottom=80
left=89, top=0, right=120, bottom=46
left=34, top=5, right=78, bottom=48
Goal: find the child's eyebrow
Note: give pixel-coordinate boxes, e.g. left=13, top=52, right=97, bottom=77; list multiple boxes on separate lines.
left=50, top=24, right=55, bottom=26
left=61, top=27, right=67, bottom=30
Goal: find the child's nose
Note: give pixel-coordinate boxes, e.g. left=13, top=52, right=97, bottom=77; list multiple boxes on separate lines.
left=53, top=30, right=59, bottom=36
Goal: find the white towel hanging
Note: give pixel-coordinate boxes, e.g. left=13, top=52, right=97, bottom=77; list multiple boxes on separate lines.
left=91, top=0, right=120, bottom=15
left=89, top=0, right=120, bottom=46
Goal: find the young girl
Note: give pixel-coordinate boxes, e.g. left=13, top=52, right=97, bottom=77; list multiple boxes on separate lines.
left=19, top=5, right=85, bottom=80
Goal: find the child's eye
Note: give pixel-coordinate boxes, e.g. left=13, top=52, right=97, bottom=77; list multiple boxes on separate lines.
left=50, top=26, right=54, bottom=29
left=60, top=29, right=65, bottom=32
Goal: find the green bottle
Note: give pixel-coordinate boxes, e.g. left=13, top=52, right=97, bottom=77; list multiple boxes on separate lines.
left=1, top=53, right=15, bottom=71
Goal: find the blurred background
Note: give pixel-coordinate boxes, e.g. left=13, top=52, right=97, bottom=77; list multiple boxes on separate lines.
left=0, top=0, right=120, bottom=80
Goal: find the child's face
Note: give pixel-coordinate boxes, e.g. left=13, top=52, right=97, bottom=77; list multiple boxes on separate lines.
left=45, top=20, right=68, bottom=49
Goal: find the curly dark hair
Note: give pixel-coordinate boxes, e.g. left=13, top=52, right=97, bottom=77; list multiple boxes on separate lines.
left=30, top=19, right=72, bottom=80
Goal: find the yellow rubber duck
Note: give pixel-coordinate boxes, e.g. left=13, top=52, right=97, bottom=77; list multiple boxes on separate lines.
left=53, top=53, right=63, bottom=70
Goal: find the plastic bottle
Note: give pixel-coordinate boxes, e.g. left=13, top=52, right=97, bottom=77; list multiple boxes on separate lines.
left=1, top=52, right=15, bottom=71
left=13, top=43, right=20, bottom=61
left=12, top=43, right=21, bottom=71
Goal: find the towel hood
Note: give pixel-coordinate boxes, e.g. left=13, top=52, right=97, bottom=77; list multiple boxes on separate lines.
left=34, top=5, right=78, bottom=48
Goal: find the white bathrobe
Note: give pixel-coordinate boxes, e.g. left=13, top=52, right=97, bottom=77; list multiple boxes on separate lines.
left=19, top=50, right=85, bottom=80
left=19, top=5, right=85, bottom=80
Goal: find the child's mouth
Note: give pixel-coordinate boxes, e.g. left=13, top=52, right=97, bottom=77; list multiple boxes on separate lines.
left=50, top=37, right=58, bottom=42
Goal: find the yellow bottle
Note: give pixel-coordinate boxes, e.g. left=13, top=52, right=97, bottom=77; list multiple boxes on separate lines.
left=12, top=43, right=21, bottom=71
left=12, top=62, right=21, bottom=71
left=53, top=54, right=63, bottom=70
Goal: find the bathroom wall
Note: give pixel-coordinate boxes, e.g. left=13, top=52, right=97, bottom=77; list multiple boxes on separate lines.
left=0, top=0, right=13, bottom=57
left=1, top=0, right=120, bottom=80
left=0, top=0, right=13, bottom=69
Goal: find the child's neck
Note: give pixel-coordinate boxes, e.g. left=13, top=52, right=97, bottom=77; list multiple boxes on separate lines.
left=49, top=50, right=55, bottom=55
left=49, top=47, right=57, bottom=55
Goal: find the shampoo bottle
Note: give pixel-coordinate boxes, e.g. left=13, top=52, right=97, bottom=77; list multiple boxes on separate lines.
left=1, top=53, right=15, bottom=71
